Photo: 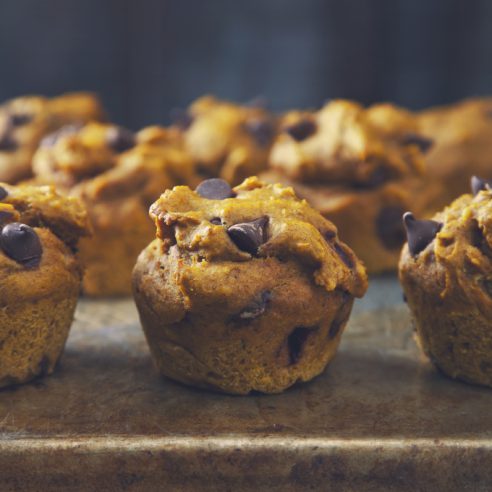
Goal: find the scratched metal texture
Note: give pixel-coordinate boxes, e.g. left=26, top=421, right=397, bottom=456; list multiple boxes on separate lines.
left=0, top=275, right=491, bottom=491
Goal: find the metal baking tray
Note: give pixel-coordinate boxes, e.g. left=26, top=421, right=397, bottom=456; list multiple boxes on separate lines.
left=1, top=276, right=491, bottom=491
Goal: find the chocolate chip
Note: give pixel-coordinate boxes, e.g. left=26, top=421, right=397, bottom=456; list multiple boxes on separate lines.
left=227, top=217, right=268, bottom=255
left=0, top=132, right=17, bottom=152
left=376, top=206, right=407, bottom=250
left=235, top=290, right=272, bottom=322
left=196, top=178, right=235, bottom=200
left=471, top=175, right=492, bottom=196
left=9, top=113, right=32, bottom=126
left=210, top=217, right=222, bottom=225
left=244, top=119, right=274, bottom=147
left=403, top=212, right=442, bottom=257
left=328, top=301, right=352, bottom=339
left=41, top=124, right=82, bottom=147
left=334, top=243, right=354, bottom=269
left=106, top=126, right=135, bottom=153
left=288, top=327, right=314, bottom=365
left=285, top=119, right=317, bottom=141
left=170, top=108, right=194, bottom=130
left=0, top=222, right=42, bottom=267
left=0, top=186, right=7, bottom=201
left=401, top=133, right=434, bottom=153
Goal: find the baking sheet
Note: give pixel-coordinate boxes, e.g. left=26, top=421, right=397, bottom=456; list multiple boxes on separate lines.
left=1, top=276, right=491, bottom=491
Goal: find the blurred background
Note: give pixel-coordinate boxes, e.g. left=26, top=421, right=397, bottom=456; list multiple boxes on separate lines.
left=0, top=0, right=491, bottom=128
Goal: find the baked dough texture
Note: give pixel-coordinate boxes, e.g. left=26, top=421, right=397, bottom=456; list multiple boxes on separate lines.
left=32, top=122, right=197, bottom=296
left=262, top=100, right=428, bottom=273
left=0, top=92, right=105, bottom=184
left=0, top=183, right=89, bottom=387
left=133, top=177, right=367, bottom=394
left=399, top=186, right=492, bottom=387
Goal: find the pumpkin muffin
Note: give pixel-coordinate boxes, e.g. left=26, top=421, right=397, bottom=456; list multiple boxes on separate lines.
left=0, top=182, right=90, bottom=387
left=171, top=95, right=276, bottom=185
left=32, top=122, right=197, bottom=296
left=0, top=92, right=105, bottom=184
left=132, top=177, right=367, bottom=395
left=262, top=99, right=431, bottom=273
left=400, top=177, right=492, bottom=387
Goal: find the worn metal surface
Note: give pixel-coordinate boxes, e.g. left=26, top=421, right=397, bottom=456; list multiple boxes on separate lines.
left=1, top=276, right=492, bottom=491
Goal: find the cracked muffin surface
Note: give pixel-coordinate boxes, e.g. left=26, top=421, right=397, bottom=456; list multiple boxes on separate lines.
left=0, top=92, right=105, bottom=184
left=0, top=182, right=89, bottom=387
left=133, top=177, right=367, bottom=394
left=32, top=122, right=198, bottom=296
left=400, top=181, right=492, bottom=387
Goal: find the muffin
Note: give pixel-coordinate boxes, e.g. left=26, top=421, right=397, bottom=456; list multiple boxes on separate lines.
left=132, top=177, right=367, bottom=395
left=399, top=177, right=492, bottom=387
left=0, top=92, right=105, bottom=184
left=415, top=98, right=492, bottom=217
left=0, top=182, right=90, bottom=387
left=171, top=95, right=276, bottom=185
left=261, top=99, right=430, bottom=274
left=32, top=122, right=198, bottom=296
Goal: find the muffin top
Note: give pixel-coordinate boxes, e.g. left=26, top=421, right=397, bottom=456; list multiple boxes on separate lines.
left=32, top=122, right=197, bottom=206
left=269, top=99, right=430, bottom=187
left=401, top=177, right=492, bottom=305
left=0, top=92, right=105, bottom=183
left=172, top=95, right=276, bottom=185
left=150, top=176, right=367, bottom=297
left=0, top=182, right=90, bottom=269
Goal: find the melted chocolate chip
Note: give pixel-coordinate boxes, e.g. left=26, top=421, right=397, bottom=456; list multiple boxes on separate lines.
left=9, top=113, right=32, bottom=127
left=333, top=243, right=354, bottom=269
left=244, top=119, right=274, bottom=147
left=401, top=133, right=434, bottom=153
left=376, top=206, right=406, bottom=250
left=210, top=217, right=222, bottom=225
left=288, top=327, right=314, bottom=365
left=234, top=290, right=272, bottom=322
left=471, top=175, right=492, bottom=196
left=227, top=216, right=268, bottom=255
left=0, top=222, right=42, bottom=267
left=170, top=108, right=194, bottom=130
left=328, top=301, right=352, bottom=339
left=285, top=119, right=317, bottom=141
left=106, top=126, right=135, bottom=153
left=0, top=186, right=7, bottom=201
left=196, top=178, right=235, bottom=200
left=0, top=132, right=17, bottom=152
left=403, top=212, right=442, bottom=257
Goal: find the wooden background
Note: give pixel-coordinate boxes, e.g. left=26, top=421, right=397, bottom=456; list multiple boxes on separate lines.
left=0, top=0, right=491, bottom=128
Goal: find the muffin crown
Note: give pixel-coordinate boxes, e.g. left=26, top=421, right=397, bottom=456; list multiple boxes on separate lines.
left=150, top=176, right=367, bottom=297
left=270, top=99, right=429, bottom=187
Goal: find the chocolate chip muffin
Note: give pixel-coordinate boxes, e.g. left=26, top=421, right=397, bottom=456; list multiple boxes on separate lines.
left=0, top=182, right=90, bottom=387
left=415, top=98, right=492, bottom=217
left=132, top=177, right=367, bottom=395
left=171, top=95, right=276, bottom=185
left=261, top=99, right=430, bottom=274
left=0, top=92, right=105, bottom=184
left=32, top=122, right=197, bottom=296
left=399, top=177, right=492, bottom=387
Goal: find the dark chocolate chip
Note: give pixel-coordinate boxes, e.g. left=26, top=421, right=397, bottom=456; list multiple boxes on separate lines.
left=227, top=216, right=268, bottom=255
left=0, top=132, right=17, bottom=152
left=288, top=327, right=314, bottom=365
left=106, top=126, right=135, bottom=153
left=333, top=243, right=354, bottom=269
left=471, top=175, right=492, bottom=196
left=0, top=222, right=42, bottom=267
left=402, top=293, right=407, bottom=303
left=0, top=186, right=7, bottom=201
left=41, top=124, right=82, bottom=147
left=244, top=119, right=274, bottom=147
left=235, top=290, right=272, bottom=322
left=403, top=212, right=442, bottom=257
left=210, top=217, right=222, bottom=225
left=196, top=178, right=235, bottom=200
left=324, top=230, right=336, bottom=241
left=364, top=167, right=391, bottom=188
left=9, top=113, right=32, bottom=127
left=285, top=119, right=317, bottom=141
left=376, top=206, right=407, bottom=250
left=170, top=108, right=194, bottom=130
left=328, top=301, right=352, bottom=339
left=401, top=133, right=434, bottom=153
